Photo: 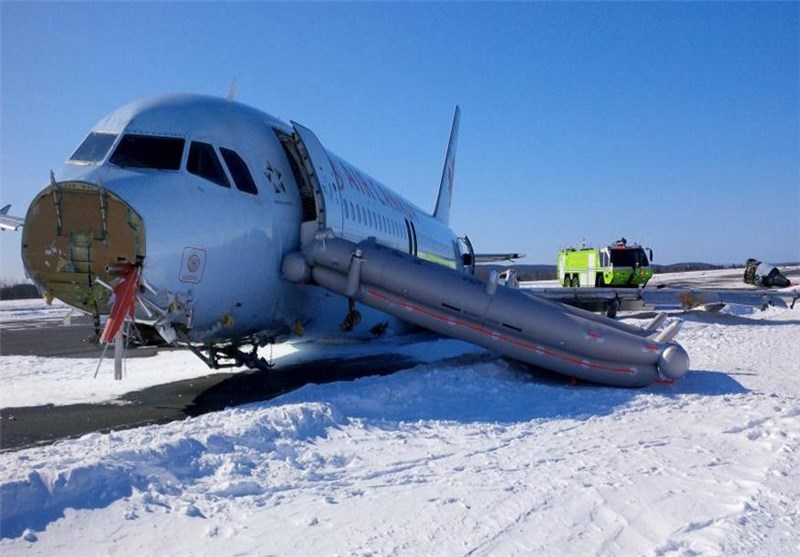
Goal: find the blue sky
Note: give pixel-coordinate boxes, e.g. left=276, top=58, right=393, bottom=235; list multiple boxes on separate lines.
left=1, top=2, right=798, bottom=281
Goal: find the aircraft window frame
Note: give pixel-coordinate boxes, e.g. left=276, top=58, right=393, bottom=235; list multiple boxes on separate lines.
left=69, top=132, right=118, bottom=164
left=343, top=201, right=349, bottom=220
left=349, top=202, right=355, bottom=221
left=109, top=134, right=185, bottom=171
left=187, top=141, right=230, bottom=188
left=219, top=147, right=258, bottom=195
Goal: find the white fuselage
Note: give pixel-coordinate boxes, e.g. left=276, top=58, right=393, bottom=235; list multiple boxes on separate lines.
left=39, top=95, right=461, bottom=343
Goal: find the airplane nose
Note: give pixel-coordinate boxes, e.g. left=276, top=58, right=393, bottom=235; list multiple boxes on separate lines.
left=21, top=181, right=146, bottom=318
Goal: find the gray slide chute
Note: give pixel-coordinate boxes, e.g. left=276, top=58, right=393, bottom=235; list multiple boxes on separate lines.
left=283, top=237, right=689, bottom=387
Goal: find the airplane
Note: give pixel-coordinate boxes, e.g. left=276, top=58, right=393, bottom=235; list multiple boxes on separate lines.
left=0, top=204, right=25, bottom=231
left=19, top=93, right=733, bottom=387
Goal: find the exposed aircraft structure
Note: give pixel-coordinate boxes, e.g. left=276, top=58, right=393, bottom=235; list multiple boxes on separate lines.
left=0, top=204, right=24, bottom=231
left=743, top=258, right=792, bottom=288
left=20, top=94, right=687, bottom=387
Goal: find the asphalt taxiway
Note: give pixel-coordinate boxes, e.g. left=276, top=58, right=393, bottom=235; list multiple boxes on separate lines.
left=0, top=314, right=420, bottom=451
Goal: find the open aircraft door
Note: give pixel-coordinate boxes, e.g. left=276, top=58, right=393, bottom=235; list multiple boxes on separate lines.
left=291, top=122, right=344, bottom=244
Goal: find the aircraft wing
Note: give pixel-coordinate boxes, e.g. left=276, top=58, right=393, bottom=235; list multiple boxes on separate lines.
left=0, top=211, right=24, bottom=231
left=519, top=285, right=800, bottom=313
left=474, top=252, right=524, bottom=263
left=639, top=286, right=799, bottom=310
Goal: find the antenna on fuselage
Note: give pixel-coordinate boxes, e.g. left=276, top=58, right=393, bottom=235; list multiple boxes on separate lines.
left=227, top=78, right=238, bottom=101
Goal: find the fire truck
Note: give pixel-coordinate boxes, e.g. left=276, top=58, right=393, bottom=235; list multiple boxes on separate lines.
left=558, top=238, right=653, bottom=288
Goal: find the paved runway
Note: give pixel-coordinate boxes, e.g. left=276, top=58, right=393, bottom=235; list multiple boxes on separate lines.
left=1, top=313, right=161, bottom=358
left=0, top=315, right=420, bottom=451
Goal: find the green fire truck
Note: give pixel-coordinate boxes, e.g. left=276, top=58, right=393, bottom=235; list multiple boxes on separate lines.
left=558, top=238, right=654, bottom=288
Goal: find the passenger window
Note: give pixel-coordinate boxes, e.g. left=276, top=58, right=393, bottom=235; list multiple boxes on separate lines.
left=109, top=134, right=184, bottom=170
left=343, top=202, right=349, bottom=220
left=220, top=148, right=258, bottom=195
left=188, top=142, right=230, bottom=188
left=349, top=202, right=355, bottom=221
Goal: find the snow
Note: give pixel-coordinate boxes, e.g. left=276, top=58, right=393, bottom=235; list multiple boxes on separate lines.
left=2, top=278, right=800, bottom=555
left=0, top=298, right=73, bottom=324
left=0, top=346, right=298, bottom=409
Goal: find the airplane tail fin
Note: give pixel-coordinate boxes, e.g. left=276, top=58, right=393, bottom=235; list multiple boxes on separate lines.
left=433, top=106, right=460, bottom=226
left=0, top=204, right=10, bottom=215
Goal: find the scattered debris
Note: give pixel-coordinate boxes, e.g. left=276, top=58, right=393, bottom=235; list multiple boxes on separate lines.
left=743, top=258, right=791, bottom=288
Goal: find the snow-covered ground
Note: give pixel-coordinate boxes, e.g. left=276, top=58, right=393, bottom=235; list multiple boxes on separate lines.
left=0, top=298, right=73, bottom=324
left=1, top=273, right=800, bottom=555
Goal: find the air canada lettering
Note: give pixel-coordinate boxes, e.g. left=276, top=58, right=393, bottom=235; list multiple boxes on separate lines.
left=330, top=156, right=414, bottom=220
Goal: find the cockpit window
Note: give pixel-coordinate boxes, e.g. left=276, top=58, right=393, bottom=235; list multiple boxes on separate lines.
left=220, top=148, right=258, bottom=195
left=69, top=132, right=118, bottom=163
left=187, top=141, right=230, bottom=188
left=109, top=134, right=184, bottom=170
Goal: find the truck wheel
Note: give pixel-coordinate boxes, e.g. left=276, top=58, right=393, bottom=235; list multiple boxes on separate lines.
left=563, top=275, right=571, bottom=287
left=596, top=273, right=605, bottom=287
left=572, top=276, right=580, bottom=288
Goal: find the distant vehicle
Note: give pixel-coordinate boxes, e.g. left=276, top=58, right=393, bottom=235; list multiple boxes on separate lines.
left=558, top=238, right=653, bottom=288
